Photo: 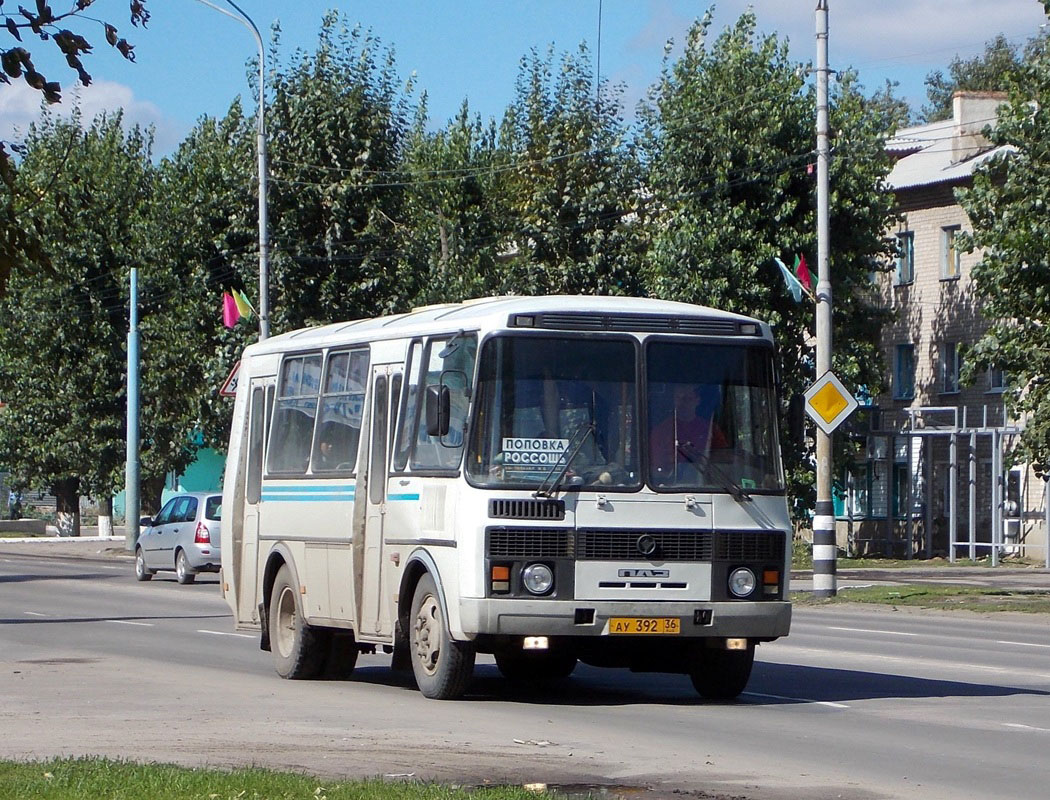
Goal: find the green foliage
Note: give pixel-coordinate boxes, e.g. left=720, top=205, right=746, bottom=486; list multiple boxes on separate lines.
left=264, top=14, right=416, bottom=327
left=398, top=99, right=506, bottom=305
left=639, top=11, right=896, bottom=510
left=0, top=111, right=154, bottom=513
left=958, top=7, right=1050, bottom=476
left=495, top=45, right=644, bottom=296
left=921, top=33, right=1031, bottom=123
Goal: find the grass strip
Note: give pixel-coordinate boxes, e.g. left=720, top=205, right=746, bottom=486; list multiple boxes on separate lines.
left=792, top=585, right=1050, bottom=613
left=0, top=758, right=555, bottom=800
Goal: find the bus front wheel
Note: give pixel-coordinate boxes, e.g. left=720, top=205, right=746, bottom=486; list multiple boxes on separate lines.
left=409, top=573, right=475, bottom=700
left=688, top=641, right=755, bottom=700
left=269, top=564, right=326, bottom=680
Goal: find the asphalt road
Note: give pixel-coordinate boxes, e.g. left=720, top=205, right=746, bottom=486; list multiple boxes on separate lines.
left=1, top=550, right=1048, bottom=800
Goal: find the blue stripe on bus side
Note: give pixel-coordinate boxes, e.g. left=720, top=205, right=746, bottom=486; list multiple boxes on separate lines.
left=259, top=487, right=419, bottom=502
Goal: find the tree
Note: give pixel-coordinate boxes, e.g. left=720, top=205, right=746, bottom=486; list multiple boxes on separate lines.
left=1, top=2, right=152, bottom=296
left=0, top=0, right=149, bottom=104
left=494, top=45, right=644, bottom=296
left=639, top=11, right=897, bottom=510
left=397, top=98, right=506, bottom=306
left=0, top=109, right=155, bottom=534
left=958, top=5, right=1050, bottom=475
left=921, top=33, right=1032, bottom=123
left=262, top=15, right=416, bottom=329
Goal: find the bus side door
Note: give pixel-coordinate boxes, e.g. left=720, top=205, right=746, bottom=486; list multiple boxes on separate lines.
left=361, top=364, right=399, bottom=639
left=239, top=379, right=272, bottom=624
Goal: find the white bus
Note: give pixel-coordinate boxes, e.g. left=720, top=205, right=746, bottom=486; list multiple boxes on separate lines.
left=220, top=295, right=791, bottom=700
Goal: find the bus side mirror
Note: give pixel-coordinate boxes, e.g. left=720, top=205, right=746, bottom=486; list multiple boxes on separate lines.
left=426, top=384, right=451, bottom=437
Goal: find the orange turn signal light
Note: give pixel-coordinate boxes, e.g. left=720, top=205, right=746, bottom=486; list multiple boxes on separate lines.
left=492, top=565, right=510, bottom=581
left=763, top=569, right=779, bottom=585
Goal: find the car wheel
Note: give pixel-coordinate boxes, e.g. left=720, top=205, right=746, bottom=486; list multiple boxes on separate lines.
left=688, top=641, right=755, bottom=700
left=175, top=550, right=196, bottom=585
left=409, top=572, right=475, bottom=700
left=134, top=548, right=153, bottom=582
left=268, top=564, right=326, bottom=679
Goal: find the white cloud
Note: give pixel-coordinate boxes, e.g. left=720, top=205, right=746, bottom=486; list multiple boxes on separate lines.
left=0, top=80, right=187, bottom=156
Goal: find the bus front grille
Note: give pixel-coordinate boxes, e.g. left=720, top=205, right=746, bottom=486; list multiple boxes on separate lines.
left=487, top=527, right=573, bottom=558
left=486, top=527, right=785, bottom=562
left=576, top=529, right=785, bottom=562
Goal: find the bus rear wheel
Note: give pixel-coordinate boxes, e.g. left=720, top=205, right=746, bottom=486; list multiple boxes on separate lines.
left=409, top=573, right=475, bottom=700
left=495, top=649, right=577, bottom=682
left=269, top=564, right=326, bottom=680
left=688, top=641, right=755, bottom=700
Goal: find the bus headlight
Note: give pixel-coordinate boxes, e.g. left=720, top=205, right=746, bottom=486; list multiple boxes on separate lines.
left=522, top=563, right=554, bottom=595
left=728, top=567, right=757, bottom=598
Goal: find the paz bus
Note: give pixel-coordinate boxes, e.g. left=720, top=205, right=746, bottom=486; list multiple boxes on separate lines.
left=220, top=295, right=791, bottom=700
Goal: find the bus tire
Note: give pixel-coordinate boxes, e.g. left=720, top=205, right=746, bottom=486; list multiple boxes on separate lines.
left=688, top=641, right=755, bottom=700
left=323, top=631, right=359, bottom=680
left=495, top=649, right=577, bottom=682
left=269, top=564, right=326, bottom=680
left=409, top=573, right=475, bottom=700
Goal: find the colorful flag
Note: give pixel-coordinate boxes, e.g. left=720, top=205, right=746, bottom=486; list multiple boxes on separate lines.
left=775, top=257, right=803, bottom=303
left=222, top=292, right=240, bottom=328
left=232, top=288, right=254, bottom=319
left=794, top=253, right=813, bottom=292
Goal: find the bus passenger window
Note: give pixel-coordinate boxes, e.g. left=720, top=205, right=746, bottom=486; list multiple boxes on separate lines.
left=268, top=354, right=322, bottom=474
left=411, top=335, right=476, bottom=471
left=312, top=349, right=368, bottom=473
left=393, top=341, right=423, bottom=471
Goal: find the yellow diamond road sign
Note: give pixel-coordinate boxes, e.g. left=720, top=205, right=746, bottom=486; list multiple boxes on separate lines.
left=803, top=371, right=859, bottom=434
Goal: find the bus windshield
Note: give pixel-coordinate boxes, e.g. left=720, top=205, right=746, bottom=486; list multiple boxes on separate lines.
left=646, top=340, right=783, bottom=493
left=467, top=336, right=641, bottom=490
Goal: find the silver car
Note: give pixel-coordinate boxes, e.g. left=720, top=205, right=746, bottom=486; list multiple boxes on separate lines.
left=134, top=492, right=222, bottom=584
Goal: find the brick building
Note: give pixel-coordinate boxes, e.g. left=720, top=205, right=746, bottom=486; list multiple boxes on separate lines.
left=836, top=91, right=1048, bottom=563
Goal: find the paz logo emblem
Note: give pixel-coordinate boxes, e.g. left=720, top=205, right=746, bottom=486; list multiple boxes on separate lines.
left=635, top=534, right=658, bottom=557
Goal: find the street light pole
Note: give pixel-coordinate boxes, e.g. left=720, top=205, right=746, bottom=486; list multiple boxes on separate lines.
left=195, top=0, right=270, bottom=340
left=813, top=0, right=836, bottom=597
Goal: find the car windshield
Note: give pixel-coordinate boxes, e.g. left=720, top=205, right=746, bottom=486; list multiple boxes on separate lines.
left=466, top=335, right=640, bottom=490
left=646, top=341, right=783, bottom=492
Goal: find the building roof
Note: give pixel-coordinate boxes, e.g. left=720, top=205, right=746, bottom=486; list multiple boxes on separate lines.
left=886, top=101, right=1011, bottom=191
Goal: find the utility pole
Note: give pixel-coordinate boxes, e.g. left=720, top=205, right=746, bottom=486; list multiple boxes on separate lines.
left=197, top=0, right=270, bottom=340
left=813, top=0, right=837, bottom=597
left=125, top=267, right=140, bottom=552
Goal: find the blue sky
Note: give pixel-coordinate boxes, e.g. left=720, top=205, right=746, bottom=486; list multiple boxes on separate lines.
left=2, top=1, right=1047, bottom=154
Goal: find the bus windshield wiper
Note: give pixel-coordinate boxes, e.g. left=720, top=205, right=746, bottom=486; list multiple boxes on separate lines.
left=677, top=442, right=752, bottom=502
left=533, top=422, right=596, bottom=498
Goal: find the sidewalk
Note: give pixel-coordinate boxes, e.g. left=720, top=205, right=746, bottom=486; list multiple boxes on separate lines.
left=0, top=532, right=134, bottom=562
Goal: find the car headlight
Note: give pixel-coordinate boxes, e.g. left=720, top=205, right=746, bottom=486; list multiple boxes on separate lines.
left=521, top=563, right=554, bottom=595
left=728, top=567, right=757, bottom=598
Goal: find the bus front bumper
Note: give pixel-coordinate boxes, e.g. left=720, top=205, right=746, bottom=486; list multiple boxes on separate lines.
left=458, top=598, right=791, bottom=641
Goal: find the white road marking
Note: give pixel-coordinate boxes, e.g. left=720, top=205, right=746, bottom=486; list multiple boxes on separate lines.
left=745, top=691, right=850, bottom=709
left=197, top=629, right=255, bottom=639
left=98, top=565, right=121, bottom=570
left=109, top=620, right=153, bottom=626
left=24, top=611, right=47, bottom=617
left=997, top=640, right=1050, bottom=649
left=827, top=626, right=918, bottom=637
left=1003, top=723, right=1050, bottom=733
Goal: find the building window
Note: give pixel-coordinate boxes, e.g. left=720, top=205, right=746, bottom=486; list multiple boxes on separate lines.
left=941, top=225, right=961, bottom=279
left=894, top=344, right=915, bottom=400
left=988, top=365, right=1006, bottom=393
left=940, top=342, right=960, bottom=394
left=895, top=231, right=914, bottom=285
